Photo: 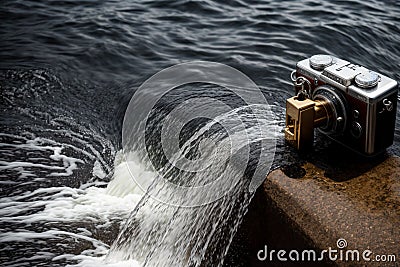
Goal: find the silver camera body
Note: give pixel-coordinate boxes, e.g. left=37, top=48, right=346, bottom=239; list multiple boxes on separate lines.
left=293, top=55, right=398, bottom=155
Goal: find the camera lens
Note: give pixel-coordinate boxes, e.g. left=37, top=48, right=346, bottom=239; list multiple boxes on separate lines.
left=309, top=54, right=333, bottom=70
left=312, top=85, right=347, bottom=135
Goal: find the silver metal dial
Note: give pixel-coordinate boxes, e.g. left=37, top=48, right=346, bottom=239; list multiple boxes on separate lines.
left=355, top=71, right=379, bottom=88
left=309, top=54, right=333, bottom=70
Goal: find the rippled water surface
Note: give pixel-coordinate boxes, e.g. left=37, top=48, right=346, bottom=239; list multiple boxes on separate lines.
left=1, top=0, right=400, bottom=266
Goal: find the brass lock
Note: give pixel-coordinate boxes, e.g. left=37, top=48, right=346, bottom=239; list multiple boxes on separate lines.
left=284, top=96, right=330, bottom=150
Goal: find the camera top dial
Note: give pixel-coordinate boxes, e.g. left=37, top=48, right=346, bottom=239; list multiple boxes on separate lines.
left=355, top=71, right=380, bottom=88
left=309, top=54, right=334, bottom=70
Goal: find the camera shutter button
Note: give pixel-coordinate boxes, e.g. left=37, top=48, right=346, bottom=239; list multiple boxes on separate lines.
left=355, top=71, right=380, bottom=88
left=310, top=55, right=333, bottom=70
left=351, top=121, right=363, bottom=139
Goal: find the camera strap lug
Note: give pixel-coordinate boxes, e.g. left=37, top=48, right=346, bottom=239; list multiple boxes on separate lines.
left=291, top=71, right=312, bottom=100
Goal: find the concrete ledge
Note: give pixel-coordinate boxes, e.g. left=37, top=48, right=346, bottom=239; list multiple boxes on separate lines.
left=264, top=156, right=400, bottom=266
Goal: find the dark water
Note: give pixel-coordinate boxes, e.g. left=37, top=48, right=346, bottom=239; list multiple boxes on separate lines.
left=1, top=0, right=400, bottom=266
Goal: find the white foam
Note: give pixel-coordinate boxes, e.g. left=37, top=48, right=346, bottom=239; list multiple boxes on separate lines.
left=0, top=136, right=85, bottom=178
left=92, top=160, right=106, bottom=179
left=66, top=256, right=140, bottom=267
left=49, top=146, right=84, bottom=176
left=106, top=151, right=152, bottom=198
left=1, top=151, right=144, bottom=225
left=0, top=138, right=146, bottom=266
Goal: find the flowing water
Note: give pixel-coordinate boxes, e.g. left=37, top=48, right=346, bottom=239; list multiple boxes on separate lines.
left=1, top=0, right=400, bottom=266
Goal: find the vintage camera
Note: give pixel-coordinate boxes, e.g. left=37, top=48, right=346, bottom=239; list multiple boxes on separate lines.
left=285, top=54, right=398, bottom=155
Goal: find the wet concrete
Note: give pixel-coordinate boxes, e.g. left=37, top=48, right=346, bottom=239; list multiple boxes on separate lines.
left=226, top=153, right=400, bottom=267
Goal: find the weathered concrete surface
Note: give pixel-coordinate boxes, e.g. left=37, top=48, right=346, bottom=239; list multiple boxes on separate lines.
left=264, top=155, right=400, bottom=266
left=224, top=148, right=399, bottom=267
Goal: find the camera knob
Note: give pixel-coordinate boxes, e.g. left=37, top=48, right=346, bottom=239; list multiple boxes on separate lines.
left=351, top=122, right=363, bottom=139
left=355, top=71, right=380, bottom=88
left=310, top=55, right=333, bottom=70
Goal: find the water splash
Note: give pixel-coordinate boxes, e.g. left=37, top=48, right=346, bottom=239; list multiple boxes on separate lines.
left=106, top=102, right=280, bottom=266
